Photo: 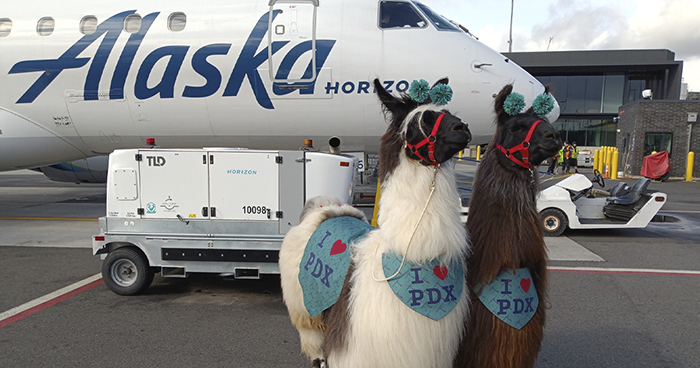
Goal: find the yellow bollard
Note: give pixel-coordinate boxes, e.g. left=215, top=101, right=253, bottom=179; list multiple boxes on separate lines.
left=458, top=150, right=463, bottom=160
left=611, top=150, right=619, bottom=179
left=606, top=147, right=614, bottom=175
left=687, top=152, right=695, bottom=182
left=600, top=147, right=608, bottom=173
left=593, top=149, right=600, bottom=172
left=476, top=145, right=481, bottom=161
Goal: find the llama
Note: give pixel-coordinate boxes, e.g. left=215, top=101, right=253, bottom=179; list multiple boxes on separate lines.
left=279, top=78, right=472, bottom=368
left=454, top=84, right=562, bottom=368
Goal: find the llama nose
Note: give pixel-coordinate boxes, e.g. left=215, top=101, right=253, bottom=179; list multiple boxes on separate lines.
left=452, top=123, right=468, bottom=132
left=544, top=129, right=560, bottom=141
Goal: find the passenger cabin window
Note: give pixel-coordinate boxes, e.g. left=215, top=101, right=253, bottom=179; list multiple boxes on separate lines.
left=168, top=12, right=186, bottom=32
left=80, top=16, right=98, bottom=35
left=37, top=17, right=55, bottom=36
left=379, top=1, right=426, bottom=29
left=0, top=18, right=11, bottom=37
left=124, top=14, right=142, bottom=33
left=413, top=2, right=460, bottom=31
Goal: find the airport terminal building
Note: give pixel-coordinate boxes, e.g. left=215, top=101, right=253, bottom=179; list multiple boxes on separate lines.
left=504, top=49, right=684, bottom=147
left=505, top=49, right=697, bottom=177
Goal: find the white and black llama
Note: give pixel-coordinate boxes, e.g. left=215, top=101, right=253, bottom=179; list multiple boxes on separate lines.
left=279, top=78, right=472, bottom=368
left=454, top=84, right=562, bottom=368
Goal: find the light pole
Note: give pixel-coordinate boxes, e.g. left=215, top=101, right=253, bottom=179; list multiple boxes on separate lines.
left=508, top=0, right=514, bottom=52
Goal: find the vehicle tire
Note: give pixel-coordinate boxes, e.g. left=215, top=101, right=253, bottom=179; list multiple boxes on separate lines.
left=102, top=247, right=154, bottom=296
left=540, top=208, right=568, bottom=237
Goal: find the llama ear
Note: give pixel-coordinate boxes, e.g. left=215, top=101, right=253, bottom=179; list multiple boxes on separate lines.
left=432, top=77, right=449, bottom=87
left=494, top=84, right=514, bottom=125
left=374, top=78, right=405, bottom=121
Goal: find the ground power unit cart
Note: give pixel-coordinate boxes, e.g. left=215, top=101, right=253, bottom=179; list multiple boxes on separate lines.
left=93, top=148, right=358, bottom=295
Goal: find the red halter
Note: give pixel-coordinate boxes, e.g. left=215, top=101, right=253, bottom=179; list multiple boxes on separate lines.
left=405, top=113, right=446, bottom=166
left=495, top=119, right=542, bottom=169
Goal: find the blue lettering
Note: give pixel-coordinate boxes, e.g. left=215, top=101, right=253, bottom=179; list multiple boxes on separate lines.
left=500, top=278, right=512, bottom=294
left=325, top=82, right=340, bottom=94
left=222, top=11, right=288, bottom=109
left=272, top=40, right=336, bottom=96
left=304, top=252, right=316, bottom=271
left=427, top=288, right=441, bottom=304
left=513, top=298, right=524, bottom=314
left=496, top=299, right=511, bottom=315
left=11, top=9, right=338, bottom=109
left=319, top=264, right=334, bottom=288
left=135, top=46, right=190, bottom=99
left=317, top=231, right=331, bottom=248
left=524, top=297, right=535, bottom=313
left=409, top=289, right=424, bottom=306
left=396, top=80, right=409, bottom=93
left=310, top=258, right=324, bottom=278
left=441, top=285, right=457, bottom=302
left=358, top=81, right=370, bottom=94
left=110, top=13, right=159, bottom=100
left=9, top=11, right=135, bottom=103
left=342, top=82, right=355, bottom=94
left=383, top=80, right=395, bottom=93
left=410, top=268, right=424, bottom=284
left=183, top=43, right=232, bottom=98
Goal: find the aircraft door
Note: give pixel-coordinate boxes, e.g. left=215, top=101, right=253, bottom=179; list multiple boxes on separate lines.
left=267, top=0, right=319, bottom=84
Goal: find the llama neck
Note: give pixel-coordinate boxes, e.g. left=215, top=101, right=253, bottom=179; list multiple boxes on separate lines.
left=466, top=152, right=544, bottom=282
left=376, top=154, right=467, bottom=263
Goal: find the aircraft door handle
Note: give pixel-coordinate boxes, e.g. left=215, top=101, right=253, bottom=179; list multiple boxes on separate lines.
left=211, top=207, right=216, bottom=217
left=202, top=207, right=208, bottom=217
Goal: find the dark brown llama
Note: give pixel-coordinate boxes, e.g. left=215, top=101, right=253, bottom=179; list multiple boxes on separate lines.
left=454, top=84, right=562, bottom=368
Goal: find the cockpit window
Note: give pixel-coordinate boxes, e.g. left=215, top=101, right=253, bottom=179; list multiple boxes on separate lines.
left=379, top=1, right=426, bottom=29
left=413, top=2, right=460, bottom=31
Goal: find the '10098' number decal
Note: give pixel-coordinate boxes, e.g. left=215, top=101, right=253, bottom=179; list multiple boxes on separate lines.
left=242, top=206, right=270, bottom=215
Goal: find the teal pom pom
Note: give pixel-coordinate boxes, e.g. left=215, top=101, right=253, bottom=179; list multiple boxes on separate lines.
left=430, top=84, right=453, bottom=106
left=409, top=79, right=430, bottom=103
left=503, top=92, right=526, bottom=115
left=532, top=93, right=555, bottom=115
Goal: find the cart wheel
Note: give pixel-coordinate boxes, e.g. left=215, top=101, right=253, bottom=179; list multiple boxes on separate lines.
left=540, top=208, right=568, bottom=237
left=102, top=247, right=154, bottom=296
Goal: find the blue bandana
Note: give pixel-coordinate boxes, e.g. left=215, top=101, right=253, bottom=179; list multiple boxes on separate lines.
left=382, top=253, right=464, bottom=321
left=477, top=268, right=539, bottom=330
left=299, top=216, right=374, bottom=317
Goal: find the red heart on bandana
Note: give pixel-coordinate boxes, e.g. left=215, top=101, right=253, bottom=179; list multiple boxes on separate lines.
left=433, top=265, right=449, bottom=280
left=330, top=239, right=347, bottom=256
left=520, top=278, right=531, bottom=293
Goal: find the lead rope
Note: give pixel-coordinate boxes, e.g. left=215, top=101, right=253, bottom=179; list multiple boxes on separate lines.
left=372, top=165, right=438, bottom=282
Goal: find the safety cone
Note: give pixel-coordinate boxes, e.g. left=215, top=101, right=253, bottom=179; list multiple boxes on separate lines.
left=604, top=163, right=610, bottom=179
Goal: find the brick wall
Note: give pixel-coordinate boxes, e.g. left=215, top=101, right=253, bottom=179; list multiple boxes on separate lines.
left=617, top=100, right=700, bottom=178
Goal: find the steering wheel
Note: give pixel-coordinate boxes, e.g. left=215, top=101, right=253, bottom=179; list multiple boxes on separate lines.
left=591, top=169, right=605, bottom=188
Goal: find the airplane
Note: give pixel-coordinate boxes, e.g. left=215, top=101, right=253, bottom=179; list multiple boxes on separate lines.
left=0, top=0, right=559, bottom=183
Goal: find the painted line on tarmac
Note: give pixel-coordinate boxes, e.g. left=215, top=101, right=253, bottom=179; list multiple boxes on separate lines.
left=0, top=274, right=103, bottom=328
left=0, top=217, right=97, bottom=221
left=660, top=210, right=700, bottom=214
left=550, top=266, right=700, bottom=277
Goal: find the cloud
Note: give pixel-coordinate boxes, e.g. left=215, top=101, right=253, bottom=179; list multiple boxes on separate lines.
left=509, top=0, right=700, bottom=89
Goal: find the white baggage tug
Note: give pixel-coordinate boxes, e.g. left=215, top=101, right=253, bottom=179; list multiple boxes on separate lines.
left=93, top=146, right=358, bottom=295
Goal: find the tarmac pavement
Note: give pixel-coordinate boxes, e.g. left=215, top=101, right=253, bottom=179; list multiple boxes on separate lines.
left=1, top=167, right=699, bottom=367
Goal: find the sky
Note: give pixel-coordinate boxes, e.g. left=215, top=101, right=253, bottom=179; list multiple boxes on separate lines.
left=428, top=0, right=700, bottom=93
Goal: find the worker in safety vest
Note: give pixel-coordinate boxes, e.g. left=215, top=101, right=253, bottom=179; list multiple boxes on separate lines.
left=557, top=143, right=566, bottom=174
left=569, top=141, right=579, bottom=174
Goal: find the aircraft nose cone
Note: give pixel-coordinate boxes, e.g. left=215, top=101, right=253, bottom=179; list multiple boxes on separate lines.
left=546, top=98, right=561, bottom=123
